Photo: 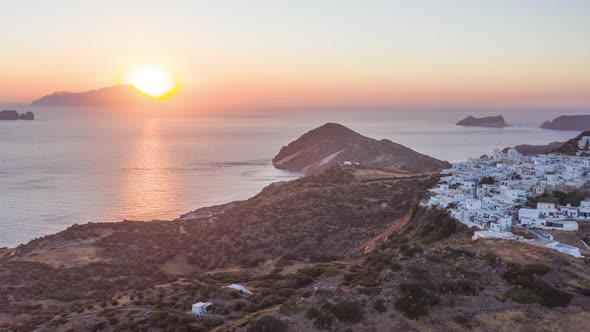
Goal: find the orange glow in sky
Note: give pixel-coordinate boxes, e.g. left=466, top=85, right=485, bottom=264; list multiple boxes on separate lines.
left=0, top=1, right=589, bottom=108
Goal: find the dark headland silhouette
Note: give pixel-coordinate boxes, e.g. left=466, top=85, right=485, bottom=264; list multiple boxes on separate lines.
left=540, top=115, right=590, bottom=131
left=0, top=110, right=34, bottom=120
left=31, top=84, right=160, bottom=107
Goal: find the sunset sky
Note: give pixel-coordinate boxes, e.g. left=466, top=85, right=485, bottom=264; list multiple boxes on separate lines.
left=1, top=0, right=589, bottom=108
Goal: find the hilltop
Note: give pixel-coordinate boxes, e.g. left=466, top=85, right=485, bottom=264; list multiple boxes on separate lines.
left=456, top=115, right=509, bottom=128
left=31, top=84, right=160, bottom=107
left=540, top=115, right=590, bottom=131
left=272, top=123, right=450, bottom=174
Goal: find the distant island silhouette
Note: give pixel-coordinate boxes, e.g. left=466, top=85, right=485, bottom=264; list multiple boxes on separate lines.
left=456, top=115, right=509, bottom=128
left=31, top=84, right=160, bottom=107
left=0, top=110, right=34, bottom=120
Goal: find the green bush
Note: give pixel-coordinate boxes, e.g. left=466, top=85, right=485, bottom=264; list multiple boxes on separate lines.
left=505, top=287, right=541, bottom=304
left=247, top=316, right=289, bottom=332
left=505, top=281, right=573, bottom=308
left=483, top=252, right=499, bottom=265
left=330, top=301, right=364, bottom=323
left=479, top=176, right=495, bottom=185
left=395, top=281, right=440, bottom=319
left=287, top=273, right=314, bottom=288
left=525, top=264, right=552, bottom=276
left=279, top=299, right=302, bottom=316
left=357, top=286, right=382, bottom=296
left=298, top=266, right=325, bottom=279
left=530, top=281, right=573, bottom=307
left=305, top=307, right=333, bottom=330
left=503, top=263, right=534, bottom=287
left=374, top=298, right=387, bottom=312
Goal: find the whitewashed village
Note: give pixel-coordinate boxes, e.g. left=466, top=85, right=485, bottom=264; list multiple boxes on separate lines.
left=424, top=136, right=590, bottom=258
left=189, top=136, right=590, bottom=318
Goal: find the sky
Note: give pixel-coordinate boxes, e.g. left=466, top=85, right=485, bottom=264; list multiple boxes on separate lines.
left=1, top=0, right=589, bottom=108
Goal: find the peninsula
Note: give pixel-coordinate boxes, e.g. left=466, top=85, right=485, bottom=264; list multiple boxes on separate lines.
left=540, top=115, right=590, bottom=131
left=272, top=122, right=450, bottom=174
left=456, top=115, right=509, bottom=128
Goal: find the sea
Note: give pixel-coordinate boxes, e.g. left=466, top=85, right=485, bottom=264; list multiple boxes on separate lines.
left=0, top=106, right=587, bottom=247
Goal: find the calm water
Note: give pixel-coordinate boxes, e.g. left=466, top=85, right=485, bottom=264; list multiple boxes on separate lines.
left=0, top=106, right=585, bottom=247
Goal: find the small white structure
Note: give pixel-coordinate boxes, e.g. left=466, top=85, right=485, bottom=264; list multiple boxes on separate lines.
left=192, top=301, right=213, bottom=316
left=225, top=284, right=253, bottom=295
left=342, top=161, right=353, bottom=166
left=578, top=136, right=590, bottom=149
left=545, top=242, right=581, bottom=257
left=472, top=230, right=519, bottom=241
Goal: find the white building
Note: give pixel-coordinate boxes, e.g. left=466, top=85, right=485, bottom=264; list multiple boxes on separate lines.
left=578, top=136, right=590, bottom=149
left=472, top=230, right=519, bottom=241
left=545, top=242, right=581, bottom=257
left=225, top=284, right=253, bottom=295
left=518, top=202, right=579, bottom=231
left=192, top=302, right=213, bottom=316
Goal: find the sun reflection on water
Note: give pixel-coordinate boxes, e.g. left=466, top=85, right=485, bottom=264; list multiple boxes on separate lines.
left=118, top=118, right=177, bottom=220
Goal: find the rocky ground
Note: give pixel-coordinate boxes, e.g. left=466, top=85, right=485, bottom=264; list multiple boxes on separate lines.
left=1, top=167, right=589, bottom=331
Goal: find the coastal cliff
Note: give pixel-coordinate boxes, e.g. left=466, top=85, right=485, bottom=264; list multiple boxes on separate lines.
left=540, top=115, right=590, bottom=131
left=272, top=123, right=450, bottom=174
left=456, top=115, right=508, bottom=128
left=0, top=110, right=34, bottom=120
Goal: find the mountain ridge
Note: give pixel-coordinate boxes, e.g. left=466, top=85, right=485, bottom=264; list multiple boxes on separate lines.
left=31, top=84, right=161, bottom=107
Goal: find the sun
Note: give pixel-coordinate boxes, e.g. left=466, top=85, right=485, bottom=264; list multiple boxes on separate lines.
left=126, top=65, right=176, bottom=99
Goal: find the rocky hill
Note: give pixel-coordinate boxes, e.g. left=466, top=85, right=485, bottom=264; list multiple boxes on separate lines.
left=240, top=207, right=590, bottom=331
left=3, top=189, right=589, bottom=331
left=272, top=123, right=450, bottom=174
left=31, top=84, right=160, bottom=107
left=501, top=141, right=564, bottom=156
left=540, top=115, right=590, bottom=131
left=0, top=167, right=440, bottom=331
left=552, top=130, right=590, bottom=155
left=456, top=115, right=508, bottom=128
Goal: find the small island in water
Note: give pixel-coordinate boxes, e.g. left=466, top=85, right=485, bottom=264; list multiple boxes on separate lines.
left=0, top=110, right=34, bottom=120
left=456, top=115, right=508, bottom=128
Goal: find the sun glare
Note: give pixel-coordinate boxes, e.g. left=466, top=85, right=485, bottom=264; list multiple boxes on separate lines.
left=126, top=66, right=176, bottom=98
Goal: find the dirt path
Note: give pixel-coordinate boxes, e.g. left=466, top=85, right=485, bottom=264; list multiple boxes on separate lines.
left=360, top=213, right=411, bottom=254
